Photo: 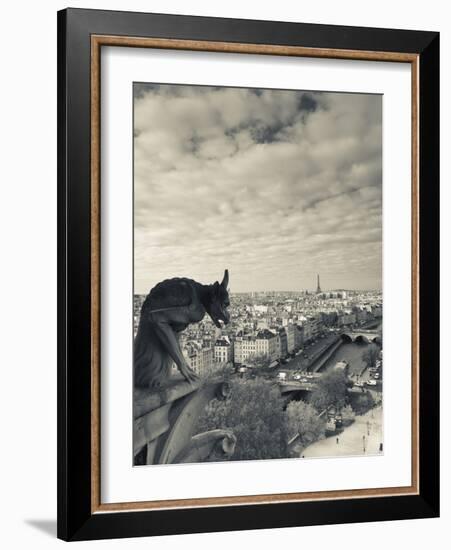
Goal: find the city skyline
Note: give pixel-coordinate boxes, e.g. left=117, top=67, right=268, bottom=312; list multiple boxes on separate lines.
left=134, top=83, right=382, bottom=294
left=134, top=283, right=382, bottom=296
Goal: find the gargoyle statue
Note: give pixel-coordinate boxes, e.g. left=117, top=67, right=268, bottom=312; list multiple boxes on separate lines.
left=134, top=270, right=230, bottom=389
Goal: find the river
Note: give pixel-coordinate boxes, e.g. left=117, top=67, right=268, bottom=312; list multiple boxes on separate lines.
left=321, top=341, right=370, bottom=375
left=279, top=322, right=382, bottom=378
left=321, top=321, right=382, bottom=377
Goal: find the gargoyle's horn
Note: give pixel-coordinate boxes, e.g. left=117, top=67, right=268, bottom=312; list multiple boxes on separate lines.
left=221, top=269, right=229, bottom=289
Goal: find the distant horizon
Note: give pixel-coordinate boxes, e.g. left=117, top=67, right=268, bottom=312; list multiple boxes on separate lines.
left=134, top=285, right=382, bottom=296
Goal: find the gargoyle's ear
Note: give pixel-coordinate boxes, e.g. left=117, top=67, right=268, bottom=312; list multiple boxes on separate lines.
left=221, top=269, right=229, bottom=290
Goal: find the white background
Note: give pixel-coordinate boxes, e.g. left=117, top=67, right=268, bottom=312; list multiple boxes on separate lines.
left=102, top=47, right=412, bottom=503
left=0, top=0, right=448, bottom=548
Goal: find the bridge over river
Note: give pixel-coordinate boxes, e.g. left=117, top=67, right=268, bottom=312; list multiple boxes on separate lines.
left=341, top=330, right=381, bottom=344
left=279, top=380, right=317, bottom=394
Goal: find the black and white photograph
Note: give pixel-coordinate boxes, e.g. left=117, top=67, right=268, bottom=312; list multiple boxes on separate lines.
left=132, top=83, right=383, bottom=465
left=0, top=0, right=444, bottom=545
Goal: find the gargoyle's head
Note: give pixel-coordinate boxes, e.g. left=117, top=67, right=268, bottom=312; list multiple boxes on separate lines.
left=208, top=269, right=231, bottom=329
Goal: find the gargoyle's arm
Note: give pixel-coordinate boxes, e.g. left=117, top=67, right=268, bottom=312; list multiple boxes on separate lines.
left=150, top=319, right=198, bottom=383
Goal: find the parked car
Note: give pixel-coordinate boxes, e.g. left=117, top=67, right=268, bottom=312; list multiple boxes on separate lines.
left=366, top=379, right=377, bottom=386
left=326, top=418, right=336, bottom=434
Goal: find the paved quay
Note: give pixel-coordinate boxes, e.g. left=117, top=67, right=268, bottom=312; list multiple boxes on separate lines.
left=301, top=406, right=383, bottom=459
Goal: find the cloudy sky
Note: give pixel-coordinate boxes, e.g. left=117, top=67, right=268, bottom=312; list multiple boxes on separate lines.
left=134, top=83, right=382, bottom=294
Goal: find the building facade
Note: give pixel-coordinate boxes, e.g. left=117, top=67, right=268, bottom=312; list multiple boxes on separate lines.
left=183, top=341, right=214, bottom=376
left=286, top=324, right=296, bottom=353
left=214, top=337, right=233, bottom=364
left=233, top=329, right=279, bottom=365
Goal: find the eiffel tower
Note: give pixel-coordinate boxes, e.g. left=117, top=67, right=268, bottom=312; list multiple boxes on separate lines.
left=316, top=274, right=322, bottom=294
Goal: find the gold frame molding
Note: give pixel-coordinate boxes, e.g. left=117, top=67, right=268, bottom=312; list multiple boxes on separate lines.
left=90, top=35, right=420, bottom=514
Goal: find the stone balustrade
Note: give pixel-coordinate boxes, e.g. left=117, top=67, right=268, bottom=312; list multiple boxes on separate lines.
left=133, top=375, right=236, bottom=465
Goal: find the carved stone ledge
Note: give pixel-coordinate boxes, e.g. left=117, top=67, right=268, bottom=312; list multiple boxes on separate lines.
left=134, top=377, right=201, bottom=419
left=133, top=375, right=234, bottom=465
left=174, top=429, right=237, bottom=463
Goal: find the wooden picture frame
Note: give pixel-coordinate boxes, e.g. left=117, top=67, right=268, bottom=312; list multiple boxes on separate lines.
left=57, top=7, right=439, bottom=541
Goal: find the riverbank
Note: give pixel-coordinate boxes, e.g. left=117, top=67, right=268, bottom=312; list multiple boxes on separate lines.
left=300, top=405, right=383, bottom=459
left=280, top=333, right=339, bottom=373
left=311, top=338, right=342, bottom=372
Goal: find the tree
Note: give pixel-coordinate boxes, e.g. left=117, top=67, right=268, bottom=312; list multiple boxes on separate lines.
left=362, top=344, right=379, bottom=370
left=341, top=404, right=356, bottom=425
left=286, top=400, right=325, bottom=447
left=196, top=378, right=288, bottom=461
left=349, top=391, right=375, bottom=415
left=246, top=353, right=270, bottom=369
left=322, top=311, right=338, bottom=327
left=310, top=369, right=348, bottom=412
left=200, top=361, right=232, bottom=383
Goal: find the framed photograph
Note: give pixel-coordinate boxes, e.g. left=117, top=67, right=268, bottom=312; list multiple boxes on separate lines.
left=57, top=8, right=439, bottom=541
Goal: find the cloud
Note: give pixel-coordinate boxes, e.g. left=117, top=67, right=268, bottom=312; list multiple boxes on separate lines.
left=133, top=84, right=382, bottom=293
